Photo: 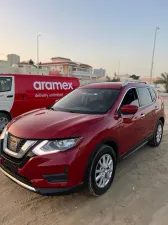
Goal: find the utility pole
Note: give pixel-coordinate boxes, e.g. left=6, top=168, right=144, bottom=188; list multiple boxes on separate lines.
left=150, top=27, right=159, bottom=84
left=37, top=35, right=41, bottom=73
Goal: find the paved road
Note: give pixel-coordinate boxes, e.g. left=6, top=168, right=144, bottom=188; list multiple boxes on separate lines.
left=1, top=131, right=168, bottom=225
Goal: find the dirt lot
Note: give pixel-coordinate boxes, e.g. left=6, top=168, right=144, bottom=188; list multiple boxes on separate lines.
left=1, top=100, right=168, bottom=225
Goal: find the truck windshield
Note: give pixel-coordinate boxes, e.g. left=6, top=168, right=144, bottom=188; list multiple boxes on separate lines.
left=0, top=77, right=12, bottom=92
left=52, top=88, right=120, bottom=114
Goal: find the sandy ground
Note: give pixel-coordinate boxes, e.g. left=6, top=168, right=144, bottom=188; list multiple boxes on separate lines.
left=1, top=100, right=168, bottom=225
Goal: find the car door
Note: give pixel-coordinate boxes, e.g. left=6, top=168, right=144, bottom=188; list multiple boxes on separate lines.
left=148, top=87, right=159, bottom=133
left=137, top=87, right=154, bottom=139
left=118, top=88, right=144, bottom=155
left=0, top=76, right=14, bottom=113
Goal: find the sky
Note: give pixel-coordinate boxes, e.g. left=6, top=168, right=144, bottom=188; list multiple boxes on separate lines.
left=0, top=0, right=168, bottom=78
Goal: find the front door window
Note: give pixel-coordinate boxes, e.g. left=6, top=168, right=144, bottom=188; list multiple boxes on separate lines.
left=120, top=88, right=139, bottom=109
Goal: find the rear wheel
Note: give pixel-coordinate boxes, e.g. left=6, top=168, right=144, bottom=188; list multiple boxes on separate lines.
left=87, top=145, right=117, bottom=196
left=148, top=120, right=163, bottom=147
left=0, top=113, right=10, bottom=132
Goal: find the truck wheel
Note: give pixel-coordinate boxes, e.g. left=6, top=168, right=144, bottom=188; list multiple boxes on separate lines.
left=148, top=120, right=163, bottom=147
left=0, top=113, right=10, bottom=132
left=87, top=144, right=117, bottom=196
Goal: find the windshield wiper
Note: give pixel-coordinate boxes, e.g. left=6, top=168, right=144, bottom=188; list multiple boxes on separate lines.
left=47, top=107, right=77, bottom=113
left=47, top=107, right=55, bottom=111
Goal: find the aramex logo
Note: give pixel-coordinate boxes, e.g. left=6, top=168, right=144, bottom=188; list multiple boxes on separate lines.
left=33, top=81, right=73, bottom=90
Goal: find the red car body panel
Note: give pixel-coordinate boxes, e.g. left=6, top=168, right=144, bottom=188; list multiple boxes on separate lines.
left=0, top=82, right=165, bottom=194
left=8, top=109, right=104, bottom=139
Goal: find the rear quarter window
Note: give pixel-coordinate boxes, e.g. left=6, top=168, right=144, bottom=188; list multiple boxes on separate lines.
left=149, top=88, right=156, bottom=102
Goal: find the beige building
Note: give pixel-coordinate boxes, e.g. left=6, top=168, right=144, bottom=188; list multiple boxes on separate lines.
left=41, top=57, right=97, bottom=84
left=0, top=60, right=48, bottom=75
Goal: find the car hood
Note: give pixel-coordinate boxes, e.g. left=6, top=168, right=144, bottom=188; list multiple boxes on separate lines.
left=8, top=109, right=104, bottom=139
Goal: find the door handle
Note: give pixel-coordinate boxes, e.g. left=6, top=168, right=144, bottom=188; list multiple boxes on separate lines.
left=140, top=113, right=145, bottom=119
left=7, top=95, right=13, bottom=98
left=155, top=106, right=159, bottom=110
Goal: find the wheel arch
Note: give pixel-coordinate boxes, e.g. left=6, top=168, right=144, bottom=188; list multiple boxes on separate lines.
left=159, top=116, right=165, bottom=126
left=102, top=138, right=119, bottom=160
left=0, top=110, right=13, bottom=120
left=83, top=138, right=119, bottom=184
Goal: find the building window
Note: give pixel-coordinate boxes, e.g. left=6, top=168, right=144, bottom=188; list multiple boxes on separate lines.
left=72, top=67, right=77, bottom=71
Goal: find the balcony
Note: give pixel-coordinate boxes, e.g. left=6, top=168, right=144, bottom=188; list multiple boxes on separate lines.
left=71, top=71, right=92, bottom=78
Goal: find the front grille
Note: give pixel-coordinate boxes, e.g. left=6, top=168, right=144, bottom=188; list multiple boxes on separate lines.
left=1, top=137, right=22, bottom=163
left=7, top=133, right=26, bottom=153
left=1, top=135, right=38, bottom=165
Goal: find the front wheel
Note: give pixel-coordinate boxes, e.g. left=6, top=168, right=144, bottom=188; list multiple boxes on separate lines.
left=0, top=113, right=11, bottom=132
left=148, top=120, right=163, bottom=147
left=87, top=145, right=117, bottom=196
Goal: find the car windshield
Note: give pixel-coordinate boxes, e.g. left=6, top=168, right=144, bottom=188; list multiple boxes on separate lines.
left=52, top=88, right=120, bottom=114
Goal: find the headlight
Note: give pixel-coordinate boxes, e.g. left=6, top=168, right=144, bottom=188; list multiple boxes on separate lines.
left=32, top=138, right=82, bottom=155
left=0, top=126, right=7, bottom=140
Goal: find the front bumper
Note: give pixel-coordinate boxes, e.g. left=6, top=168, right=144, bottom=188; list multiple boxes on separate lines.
left=0, top=136, right=86, bottom=195
left=0, top=165, right=83, bottom=195
left=0, top=132, right=87, bottom=195
left=0, top=166, right=36, bottom=192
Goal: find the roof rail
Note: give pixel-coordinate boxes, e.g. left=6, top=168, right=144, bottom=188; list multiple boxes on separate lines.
left=122, top=80, right=147, bottom=87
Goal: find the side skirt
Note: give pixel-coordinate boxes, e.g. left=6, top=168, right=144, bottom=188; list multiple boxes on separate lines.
left=119, top=135, right=153, bottom=160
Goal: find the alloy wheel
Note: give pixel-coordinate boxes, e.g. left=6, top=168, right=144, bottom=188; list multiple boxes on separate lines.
left=95, top=154, right=113, bottom=188
left=156, top=124, right=163, bottom=144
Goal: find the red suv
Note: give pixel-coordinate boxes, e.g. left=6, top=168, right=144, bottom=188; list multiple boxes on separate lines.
left=0, top=81, right=165, bottom=196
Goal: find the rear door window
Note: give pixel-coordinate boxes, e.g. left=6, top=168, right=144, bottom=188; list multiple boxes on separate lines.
left=137, top=87, right=152, bottom=107
left=0, top=77, right=12, bottom=92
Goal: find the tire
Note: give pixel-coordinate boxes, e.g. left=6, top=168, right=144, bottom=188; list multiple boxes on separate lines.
left=148, top=120, right=163, bottom=147
left=87, top=144, right=117, bottom=196
left=0, top=113, right=11, bottom=132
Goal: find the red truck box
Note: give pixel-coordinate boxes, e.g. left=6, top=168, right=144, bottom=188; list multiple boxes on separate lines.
left=0, top=74, right=80, bottom=130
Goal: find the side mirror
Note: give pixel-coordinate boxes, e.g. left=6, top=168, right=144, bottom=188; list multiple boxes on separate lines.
left=120, top=104, right=138, bottom=114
